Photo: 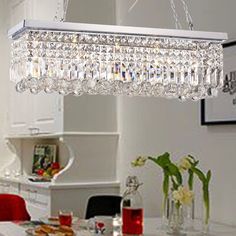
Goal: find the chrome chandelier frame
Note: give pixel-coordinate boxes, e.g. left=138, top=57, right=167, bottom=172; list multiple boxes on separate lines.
left=8, top=19, right=227, bottom=100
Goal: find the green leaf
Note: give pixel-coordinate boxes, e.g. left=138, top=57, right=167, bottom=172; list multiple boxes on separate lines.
left=188, top=169, right=194, bottom=190
left=192, top=167, right=205, bottom=183
left=203, top=185, right=210, bottom=224
left=206, top=170, right=211, bottom=183
left=163, top=169, right=169, bottom=198
left=191, top=166, right=211, bottom=225
left=148, top=152, right=171, bottom=168
left=148, top=156, right=158, bottom=164
left=156, top=153, right=171, bottom=167
left=167, top=163, right=182, bottom=185
left=160, top=152, right=170, bottom=159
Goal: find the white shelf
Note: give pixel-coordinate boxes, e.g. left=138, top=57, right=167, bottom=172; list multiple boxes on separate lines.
left=0, top=176, right=51, bottom=189
left=5, top=132, right=120, bottom=139
left=49, top=181, right=120, bottom=190
left=0, top=176, right=120, bottom=190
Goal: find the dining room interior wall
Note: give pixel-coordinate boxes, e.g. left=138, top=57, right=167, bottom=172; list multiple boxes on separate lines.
left=116, top=0, right=236, bottom=225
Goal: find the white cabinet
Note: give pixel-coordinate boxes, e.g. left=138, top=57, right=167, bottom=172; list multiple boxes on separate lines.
left=9, top=84, right=63, bottom=135
left=19, top=184, right=50, bottom=220
left=20, top=185, right=50, bottom=207
left=9, top=85, right=32, bottom=134
left=31, top=93, right=63, bottom=134
left=0, top=181, right=19, bottom=194
left=25, top=201, right=49, bottom=220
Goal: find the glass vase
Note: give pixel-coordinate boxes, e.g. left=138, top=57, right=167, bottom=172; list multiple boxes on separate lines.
left=183, top=199, right=195, bottom=232
left=160, top=195, right=170, bottom=230
left=168, top=200, right=186, bottom=236
left=202, top=200, right=210, bottom=235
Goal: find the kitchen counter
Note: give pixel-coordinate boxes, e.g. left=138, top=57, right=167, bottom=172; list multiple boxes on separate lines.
left=0, top=176, right=120, bottom=189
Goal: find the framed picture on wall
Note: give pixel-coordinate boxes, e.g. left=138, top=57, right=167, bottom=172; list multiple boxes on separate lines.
left=201, top=41, right=236, bottom=125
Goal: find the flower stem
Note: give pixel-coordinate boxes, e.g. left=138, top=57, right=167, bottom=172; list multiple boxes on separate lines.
left=162, top=195, right=167, bottom=219
left=203, top=187, right=210, bottom=225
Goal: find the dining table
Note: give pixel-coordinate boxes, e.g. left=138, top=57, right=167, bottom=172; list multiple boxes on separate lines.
left=0, top=218, right=236, bottom=236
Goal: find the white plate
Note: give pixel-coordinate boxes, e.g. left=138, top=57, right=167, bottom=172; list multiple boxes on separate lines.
left=26, top=227, right=75, bottom=236
left=39, top=217, right=79, bottom=226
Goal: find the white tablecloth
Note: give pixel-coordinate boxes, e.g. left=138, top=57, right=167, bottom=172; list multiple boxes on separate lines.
left=0, top=218, right=236, bottom=236
left=143, top=218, right=236, bottom=236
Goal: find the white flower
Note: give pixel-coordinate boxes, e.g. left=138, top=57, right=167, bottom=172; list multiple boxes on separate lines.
left=131, top=156, right=147, bottom=167
left=178, top=157, right=192, bottom=172
left=172, top=186, right=194, bottom=205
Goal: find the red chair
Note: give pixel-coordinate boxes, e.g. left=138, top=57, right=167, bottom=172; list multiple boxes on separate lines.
left=0, top=194, right=30, bottom=221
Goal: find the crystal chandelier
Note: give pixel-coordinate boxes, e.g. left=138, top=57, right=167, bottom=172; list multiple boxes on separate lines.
left=8, top=1, right=227, bottom=100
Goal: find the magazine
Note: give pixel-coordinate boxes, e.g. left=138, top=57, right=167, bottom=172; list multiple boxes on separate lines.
left=32, top=144, right=57, bottom=175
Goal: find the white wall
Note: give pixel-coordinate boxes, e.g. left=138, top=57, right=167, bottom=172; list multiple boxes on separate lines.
left=116, top=0, right=236, bottom=39
left=67, top=0, right=116, bottom=24
left=116, top=0, right=236, bottom=225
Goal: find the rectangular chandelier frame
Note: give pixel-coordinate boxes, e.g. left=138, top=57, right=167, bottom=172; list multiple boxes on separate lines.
left=9, top=20, right=227, bottom=41
left=9, top=20, right=228, bottom=100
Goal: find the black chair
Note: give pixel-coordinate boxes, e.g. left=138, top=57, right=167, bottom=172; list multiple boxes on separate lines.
left=85, top=195, right=122, bottom=219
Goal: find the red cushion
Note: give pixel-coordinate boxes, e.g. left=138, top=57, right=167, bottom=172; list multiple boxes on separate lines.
left=0, top=194, right=30, bottom=221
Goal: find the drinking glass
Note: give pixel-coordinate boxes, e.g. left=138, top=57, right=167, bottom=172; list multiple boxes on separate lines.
left=59, top=210, right=73, bottom=227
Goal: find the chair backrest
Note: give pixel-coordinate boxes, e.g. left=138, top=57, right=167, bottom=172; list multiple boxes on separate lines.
left=85, top=195, right=122, bottom=219
left=0, top=194, right=31, bottom=221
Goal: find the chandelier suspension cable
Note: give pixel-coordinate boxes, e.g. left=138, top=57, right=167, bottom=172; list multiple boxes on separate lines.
left=169, top=0, right=183, bottom=29
left=180, top=0, right=194, bottom=30
left=169, top=0, right=194, bottom=30
left=128, top=0, right=139, bottom=13
left=54, top=0, right=70, bottom=22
